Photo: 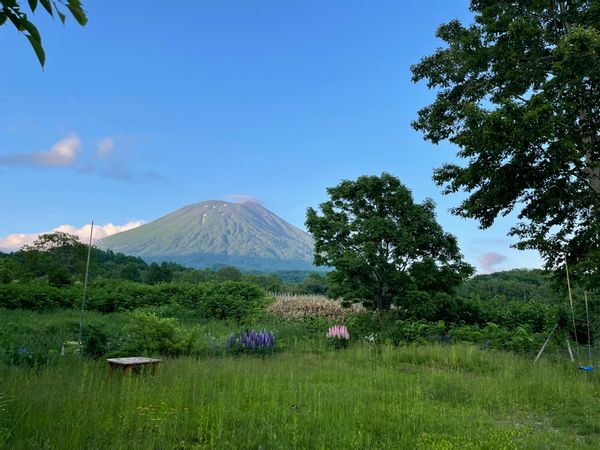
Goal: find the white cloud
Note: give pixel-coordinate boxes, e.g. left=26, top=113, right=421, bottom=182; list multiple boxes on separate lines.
left=95, top=138, right=115, bottom=159
left=0, top=133, right=81, bottom=167
left=0, top=221, right=144, bottom=252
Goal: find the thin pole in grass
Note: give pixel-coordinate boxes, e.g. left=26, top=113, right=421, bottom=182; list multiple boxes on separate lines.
left=564, top=254, right=582, bottom=364
left=77, top=221, right=94, bottom=355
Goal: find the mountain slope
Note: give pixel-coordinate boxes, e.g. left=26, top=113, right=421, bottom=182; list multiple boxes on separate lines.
left=98, top=201, right=315, bottom=271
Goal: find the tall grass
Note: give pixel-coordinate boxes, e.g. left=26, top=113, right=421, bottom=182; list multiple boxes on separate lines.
left=1, top=345, right=599, bottom=449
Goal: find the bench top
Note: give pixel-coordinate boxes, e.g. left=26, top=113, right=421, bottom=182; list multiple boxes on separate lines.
left=106, top=357, right=161, bottom=366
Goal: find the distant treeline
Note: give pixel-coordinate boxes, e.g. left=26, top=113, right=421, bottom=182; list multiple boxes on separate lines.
left=0, top=232, right=327, bottom=294
left=1, top=233, right=598, bottom=342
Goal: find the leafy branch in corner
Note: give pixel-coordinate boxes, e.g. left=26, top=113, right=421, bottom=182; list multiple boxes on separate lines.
left=0, top=0, right=87, bottom=67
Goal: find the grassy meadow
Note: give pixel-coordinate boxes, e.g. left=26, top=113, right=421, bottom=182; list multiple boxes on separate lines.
left=1, top=281, right=598, bottom=449
left=1, top=341, right=600, bottom=449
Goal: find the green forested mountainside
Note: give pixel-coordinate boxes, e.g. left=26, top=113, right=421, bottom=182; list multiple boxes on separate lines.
left=98, top=200, right=315, bottom=271
left=458, top=269, right=561, bottom=303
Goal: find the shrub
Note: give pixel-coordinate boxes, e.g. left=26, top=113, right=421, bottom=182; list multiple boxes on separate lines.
left=381, top=320, right=446, bottom=345
left=403, top=291, right=486, bottom=325
left=448, top=322, right=539, bottom=353
left=122, top=311, right=184, bottom=356
left=0, top=279, right=268, bottom=323
left=82, top=325, right=109, bottom=358
left=0, top=282, right=77, bottom=310
left=184, top=282, right=267, bottom=322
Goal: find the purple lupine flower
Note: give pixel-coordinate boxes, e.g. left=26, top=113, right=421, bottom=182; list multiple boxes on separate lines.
left=227, top=330, right=276, bottom=353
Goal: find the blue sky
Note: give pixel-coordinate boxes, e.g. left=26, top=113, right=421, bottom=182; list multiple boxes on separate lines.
left=0, top=0, right=543, bottom=273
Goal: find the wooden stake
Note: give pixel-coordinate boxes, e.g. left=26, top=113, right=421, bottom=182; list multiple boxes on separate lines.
left=566, top=339, right=575, bottom=362
left=534, top=323, right=558, bottom=363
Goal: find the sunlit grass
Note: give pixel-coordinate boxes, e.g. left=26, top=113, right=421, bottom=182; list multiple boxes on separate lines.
left=1, top=344, right=599, bottom=449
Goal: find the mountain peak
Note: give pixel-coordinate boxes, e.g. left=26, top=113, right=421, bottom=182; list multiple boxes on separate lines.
left=99, top=200, right=314, bottom=271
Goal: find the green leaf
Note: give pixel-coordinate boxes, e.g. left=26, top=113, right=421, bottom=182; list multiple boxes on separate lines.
left=7, top=10, right=24, bottom=30
left=66, top=0, right=87, bottom=25
left=22, top=19, right=41, bottom=43
left=56, top=9, right=65, bottom=24
left=0, top=13, right=6, bottom=26
left=40, top=0, right=53, bottom=16
left=25, top=33, right=45, bottom=67
left=28, top=0, right=38, bottom=12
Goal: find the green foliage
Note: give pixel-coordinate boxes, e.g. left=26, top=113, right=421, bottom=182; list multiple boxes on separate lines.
left=0, top=277, right=268, bottom=323
left=295, top=272, right=328, bottom=294
left=402, top=291, right=485, bottom=325
left=144, top=262, right=174, bottom=285
left=458, top=269, right=559, bottom=303
left=0, top=281, right=77, bottom=309
left=183, top=281, right=267, bottom=322
left=412, top=0, right=600, bottom=286
left=0, top=0, right=87, bottom=66
left=215, top=266, right=242, bottom=282
left=449, top=323, right=540, bottom=353
left=306, top=173, right=473, bottom=311
left=82, top=325, right=108, bottom=358
left=122, top=312, right=184, bottom=356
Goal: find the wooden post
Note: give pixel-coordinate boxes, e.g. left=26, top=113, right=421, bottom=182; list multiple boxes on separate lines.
left=584, top=291, right=592, bottom=364
left=534, top=323, right=558, bottom=363
left=566, top=339, right=575, bottom=362
left=564, top=255, right=581, bottom=364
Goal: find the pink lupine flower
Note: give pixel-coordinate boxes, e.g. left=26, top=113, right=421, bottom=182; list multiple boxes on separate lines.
left=326, top=325, right=350, bottom=340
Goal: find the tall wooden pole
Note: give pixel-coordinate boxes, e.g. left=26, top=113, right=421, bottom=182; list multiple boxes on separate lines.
left=584, top=291, right=592, bottom=365
left=564, top=254, right=581, bottom=363
left=77, top=221, right=94, bottom=355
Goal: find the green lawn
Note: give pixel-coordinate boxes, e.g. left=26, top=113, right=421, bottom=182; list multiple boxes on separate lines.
left=1, top=345, right=599, bottom=449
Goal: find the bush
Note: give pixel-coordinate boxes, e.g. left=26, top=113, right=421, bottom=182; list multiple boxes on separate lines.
left=82, top=325, right=109, bottom=358
left=0, top=279, right=268, bottom=323
left=0, top=282, right=77, bottom=309
left=382, top=320, right=446, bottom=345
left=122, top=311, right=184, bottom=356
left=403, top=291, right=486, bottom=325
left=449, top=322, right=540, bottom=353
left=182, top=282, right=267, bottom=322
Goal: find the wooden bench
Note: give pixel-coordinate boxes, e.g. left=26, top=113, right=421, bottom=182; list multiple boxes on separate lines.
left=106, top=357, right=161, bottom=375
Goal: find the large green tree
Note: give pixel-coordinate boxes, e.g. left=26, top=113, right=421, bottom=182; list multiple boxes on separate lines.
left=412, top=0, right=600, bottom=285
left=1, top=0, right=87, bottom=66
left=306, top=173, right=473, bottom=311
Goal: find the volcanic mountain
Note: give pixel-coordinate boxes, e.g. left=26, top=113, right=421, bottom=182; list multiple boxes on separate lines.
left=98, top=200, right=315, bottom=271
